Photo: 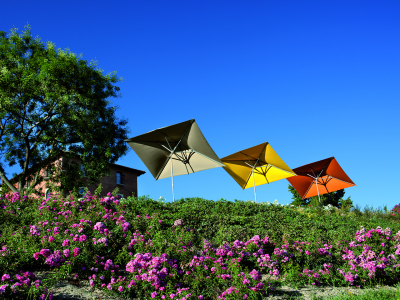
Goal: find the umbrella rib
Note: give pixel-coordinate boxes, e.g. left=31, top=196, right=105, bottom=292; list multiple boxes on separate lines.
left=164, top=136, right=174, bottom=152
left=303, top=179, right=316, bottom=199
left=317, top=159, right=332, bottom=178
left=186, top=151, right=196, bottom=173
left=323, top=175, right=355, bottom=186
left=154, top=137, right=187, bottom=181
left=307, top=167, right=318, bottom=179
left=195, top=152, right=225, bottom=167
left=252, top=142, right=270, bottom=184
left=171, top=120, right=194, bottom=153
left=263, top=165, right=271, bottom=184
left=267, top=164, right=296, bottom=175
left=160, top=143, right=173, bottom=152
left=243, top=155, right=261, bottom=189
left=154, top=152, right=173, bottom=180
left=307, top=174, right=317, bottom=180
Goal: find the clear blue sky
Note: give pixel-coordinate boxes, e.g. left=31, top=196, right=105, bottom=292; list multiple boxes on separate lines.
left=2, top=1, right=399, bottom=209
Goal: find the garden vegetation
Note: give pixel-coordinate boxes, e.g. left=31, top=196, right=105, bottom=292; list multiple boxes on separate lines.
left=1, top=184, right=400, bottom=299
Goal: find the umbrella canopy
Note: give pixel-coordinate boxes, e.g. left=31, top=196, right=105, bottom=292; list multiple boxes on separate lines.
left=287, top=157, right=355, bottom=199
left=221, top=142, right=296, bottom=201
left=124, top=119, right=223, bottom=200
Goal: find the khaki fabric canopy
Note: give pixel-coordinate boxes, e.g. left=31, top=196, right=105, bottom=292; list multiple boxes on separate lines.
left=124, top=119, right=223, bottom=201
left=221, top=142, right=296, bottom=201
left=287, top=157, right=356, bottom=201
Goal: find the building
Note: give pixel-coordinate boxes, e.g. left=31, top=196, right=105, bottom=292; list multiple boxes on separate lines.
left=0, top=152, right=145, bottom=199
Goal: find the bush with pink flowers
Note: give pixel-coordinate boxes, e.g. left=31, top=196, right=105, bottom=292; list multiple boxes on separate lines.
left=391, top=204, right=400, bottom=216
left=1, top=189, right=400, bottom=299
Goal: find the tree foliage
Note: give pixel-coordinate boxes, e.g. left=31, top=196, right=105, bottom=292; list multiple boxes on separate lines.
left=288, top=184, right=353, bottom=209
left=0, top=25, right=130, bottom=194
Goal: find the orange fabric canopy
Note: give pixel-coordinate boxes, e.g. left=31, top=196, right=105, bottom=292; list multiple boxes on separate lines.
left=287, top=157, right=355, bottom=199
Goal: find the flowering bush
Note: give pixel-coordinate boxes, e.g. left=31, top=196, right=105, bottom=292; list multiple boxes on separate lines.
left=391, top=204, right=400, bottom=216
left=0, top=190, right=400, bottom=299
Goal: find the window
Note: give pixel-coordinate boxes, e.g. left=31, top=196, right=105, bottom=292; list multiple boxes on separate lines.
left=45, top=189, right=51, bottom=199
left=116, top=172, right=125, bottom=185
left=78, top=187, right=87, bottom=195
left=117, top=193, right=124, bottom=199
left=26, top=179, right=30, bottom=188
left=81, top=164, right=86, bottom=177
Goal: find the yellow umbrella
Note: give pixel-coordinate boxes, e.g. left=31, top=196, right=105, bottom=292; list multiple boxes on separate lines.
left=221, top=142, right=296, bottom=202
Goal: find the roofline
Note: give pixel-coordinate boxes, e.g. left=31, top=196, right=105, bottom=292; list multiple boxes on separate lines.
left=109, top=163, right=146, bottom=176
left=2, top=150, right=146, bottom=183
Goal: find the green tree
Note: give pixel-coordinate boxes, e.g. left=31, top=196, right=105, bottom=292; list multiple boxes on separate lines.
left=288, top=184, right=310, bottom=207
left=0, top=25, right=130, bottom=194
left=288, top=184, right=353, bottom=209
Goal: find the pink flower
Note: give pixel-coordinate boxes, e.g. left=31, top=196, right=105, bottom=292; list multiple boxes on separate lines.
left=48, top=236, right=55, bottom=243
left=79, top=235, right=87, bottom=242
left=118, top=286, right=123, bottom=292
left=63, top=249, right=70, bottom=258
left=62, top=239, right=70, bottom=247
left=73, top=248, right=80, bottom=257
left=39, top=249, right=51, bottom=257
left=306, top=251, right=311, bottom=255
left=33, top=252, right=40, bottom=260
left=151, top=291, right=157, bottom=298
left=1, top=274, right=10, bottom=281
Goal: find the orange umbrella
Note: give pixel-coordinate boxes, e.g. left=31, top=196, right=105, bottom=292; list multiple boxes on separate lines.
left=287, top=157, right=355, bottom=202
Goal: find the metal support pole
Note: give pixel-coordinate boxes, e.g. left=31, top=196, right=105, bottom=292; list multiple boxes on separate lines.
left=253, top=170, right=257, bottom=202
left=316, top=179, right=321, bottom=204
left=170, top=155, right=175, bottom=202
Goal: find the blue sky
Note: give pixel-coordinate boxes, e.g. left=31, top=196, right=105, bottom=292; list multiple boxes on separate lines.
left=2, top=1, right=399, bottom=209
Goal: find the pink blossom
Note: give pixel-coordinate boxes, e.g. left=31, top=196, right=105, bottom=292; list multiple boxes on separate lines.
left=1, top=274, right=10, bottom=281
left=63, top=249, right=70, bottom=258
left=73, top=248, right=80, bottom=257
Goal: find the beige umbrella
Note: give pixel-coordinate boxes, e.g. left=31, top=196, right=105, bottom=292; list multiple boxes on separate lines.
left=125, top=119, right=223, bottom=201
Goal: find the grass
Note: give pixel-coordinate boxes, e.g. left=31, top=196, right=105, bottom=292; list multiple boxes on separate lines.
left=1, top=188, right=400, bottom=299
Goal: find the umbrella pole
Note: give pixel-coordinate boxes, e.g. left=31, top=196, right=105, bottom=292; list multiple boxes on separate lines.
left=253, top=170, right=257, bottom=202
left=170, top=155, right=175, bottom=202
left=316, top=179, right=321, bottom=204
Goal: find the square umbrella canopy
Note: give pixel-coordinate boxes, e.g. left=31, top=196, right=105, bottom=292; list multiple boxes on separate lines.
left=221, top=142, right=296, bottom=202
left=287, top=157, right=356, bottom=201
left=124, top=119, right=223, bottom=201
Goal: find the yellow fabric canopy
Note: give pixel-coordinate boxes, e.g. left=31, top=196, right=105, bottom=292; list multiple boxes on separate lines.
left=221, top=142, right=296, bottom=190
